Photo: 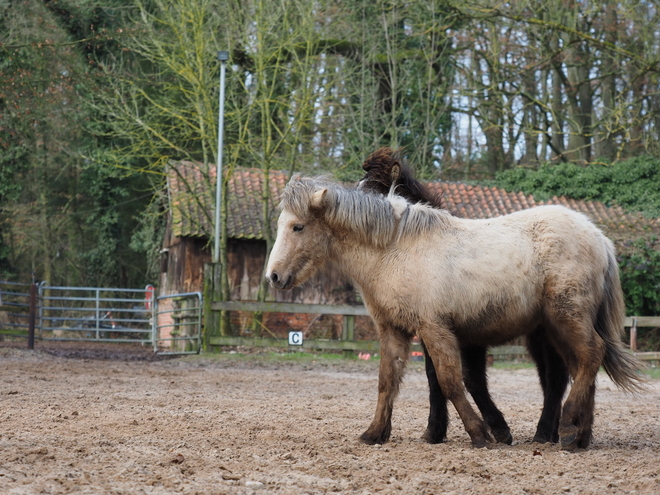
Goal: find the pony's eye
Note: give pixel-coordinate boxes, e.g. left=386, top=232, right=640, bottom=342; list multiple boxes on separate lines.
left=293, top=224, right=304, bottom=232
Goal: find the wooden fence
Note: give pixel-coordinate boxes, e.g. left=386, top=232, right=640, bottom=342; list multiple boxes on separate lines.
left=624, top=316, right=660, bottom=361
left=208, top=301, right=660, bottom=361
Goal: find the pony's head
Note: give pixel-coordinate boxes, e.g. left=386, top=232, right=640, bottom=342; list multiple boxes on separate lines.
left=266, top=174, right=446, bottom=290
left=358, top=147, right=403, bottom=194
left=358, top=147, right=443, bottom=208
left=265, top=175, right=337, bottom=290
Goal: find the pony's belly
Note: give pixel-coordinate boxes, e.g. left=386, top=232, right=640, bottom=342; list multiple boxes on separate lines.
left=453, top=313, right=541, bottom=346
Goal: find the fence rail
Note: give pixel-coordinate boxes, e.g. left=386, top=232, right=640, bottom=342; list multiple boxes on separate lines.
left=4, top=282, right=659, bottom=361
left=209, top=301, right=660, bottom=361
left=210, top=300, right=369, bottom=316
left=0, top=281, right=33, bottom=341
left=624, top=316, right=660, bottom=361
left=155, top=292, right=202, bottom=355
left=36, top=284, right=155, bottom=344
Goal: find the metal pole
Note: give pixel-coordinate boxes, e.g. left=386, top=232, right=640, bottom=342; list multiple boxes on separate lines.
left=213, top=51, right=229, bottom=263
left=95, top=288, right=100, bottom=340
left=27, top=283, right=36, bottom=350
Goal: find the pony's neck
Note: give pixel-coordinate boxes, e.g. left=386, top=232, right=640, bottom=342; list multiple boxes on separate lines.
left=327, top=240, right=387, bottom=297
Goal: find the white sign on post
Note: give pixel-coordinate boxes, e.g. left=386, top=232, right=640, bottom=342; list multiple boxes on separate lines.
left=288, top=331, right=303, bottom=346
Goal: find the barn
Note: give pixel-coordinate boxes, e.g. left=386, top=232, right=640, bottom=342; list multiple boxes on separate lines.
left=160, top=160, right=660, bottom=338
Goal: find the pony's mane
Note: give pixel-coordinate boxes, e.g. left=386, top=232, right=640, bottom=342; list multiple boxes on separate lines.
left=281, top=175, right=449, bottom=248
left=362, top=147, right=444, bottom=208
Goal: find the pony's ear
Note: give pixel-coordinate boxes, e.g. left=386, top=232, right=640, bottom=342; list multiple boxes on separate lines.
left=390, top=163, right=401, bottom=182
left=311, top=188, right=328, bottom=209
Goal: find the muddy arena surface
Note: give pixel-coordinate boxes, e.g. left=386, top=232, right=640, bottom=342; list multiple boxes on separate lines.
left=1, top=342, right=659, bottom=495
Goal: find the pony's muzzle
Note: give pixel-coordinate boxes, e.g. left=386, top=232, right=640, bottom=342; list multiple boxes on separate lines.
left=266, top=271, right=293, bottom=290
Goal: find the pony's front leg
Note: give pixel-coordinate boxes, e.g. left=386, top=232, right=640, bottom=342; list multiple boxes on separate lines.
left=422, top=324, right=493, bottom=448
left=421, top=341, right=449, bottom=444
left=461, top=345, right=512, bottom=444
left=360, top=326, right=410, bottom=445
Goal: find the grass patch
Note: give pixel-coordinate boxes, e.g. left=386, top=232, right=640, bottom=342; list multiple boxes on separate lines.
left=642, top=365, right=660, bottom=380
left=186, top=348, right=366, bottom=364
left=187, top=349, right=660, bottom=380
left=491, top=360, right=535, bottom=370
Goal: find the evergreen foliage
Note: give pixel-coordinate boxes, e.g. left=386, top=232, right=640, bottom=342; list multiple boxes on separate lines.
left=617, top=238, right=660, bottom=316
left=494, top=156, right=660, bottom=218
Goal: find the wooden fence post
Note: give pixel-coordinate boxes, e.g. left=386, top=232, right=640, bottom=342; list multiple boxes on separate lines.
left=630, top=317, right=638, bottom=353
left=341, top=314, right=355, bottom=357
left=203, top=263, right=222, bottom=350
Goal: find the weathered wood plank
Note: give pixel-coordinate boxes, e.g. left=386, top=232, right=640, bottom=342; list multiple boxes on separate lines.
left=635, top=352, right=660, bottom=361
left=624, top=316, right=660, bottom=327
left=208, top=336, right=379, bottom=351
left=210, top=300, right=370, bottom=316
left=208, top=336, right=528, bottom=356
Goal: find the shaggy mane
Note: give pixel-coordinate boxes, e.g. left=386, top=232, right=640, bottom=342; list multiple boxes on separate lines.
left=362, top=147, right=444, bottom=208
left=280, top=175, right=449, bottom=248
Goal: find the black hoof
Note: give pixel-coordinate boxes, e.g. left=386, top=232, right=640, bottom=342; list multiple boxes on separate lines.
left=469, top=427, right=494, bottom=449
left=533, top=426, right=559, bottom=444
left=421, top=428, right=447, bottom=444
left=493, top=428, right=513, bottom=445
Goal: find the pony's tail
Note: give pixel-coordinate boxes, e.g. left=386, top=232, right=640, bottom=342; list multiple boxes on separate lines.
left=595, top=249, right=647, bottom=393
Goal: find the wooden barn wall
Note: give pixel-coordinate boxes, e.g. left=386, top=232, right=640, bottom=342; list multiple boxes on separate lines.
left=160, top=233, right=358, bottom=306
left=227, top=239, right=358, bottom=305
left=160, top=236, right=211, bottom=295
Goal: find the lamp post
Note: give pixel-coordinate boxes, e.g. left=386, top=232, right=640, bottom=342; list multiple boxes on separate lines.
left=213, top=50, right=229, bottom=264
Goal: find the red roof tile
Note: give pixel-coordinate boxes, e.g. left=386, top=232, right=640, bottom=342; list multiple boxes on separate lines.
left=168, top=162, right=660, bottom=243
left=168, top=161, right=287, bottom=239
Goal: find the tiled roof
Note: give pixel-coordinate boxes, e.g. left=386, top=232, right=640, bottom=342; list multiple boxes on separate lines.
left=168, top=161, right=287, bottom=239
left=428, top=182, right=660, bottom=241
left=168, top=161, right=659, bottom=242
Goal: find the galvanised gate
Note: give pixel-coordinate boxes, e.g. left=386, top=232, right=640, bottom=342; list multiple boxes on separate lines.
left=0, top=282, right=201, bottom=355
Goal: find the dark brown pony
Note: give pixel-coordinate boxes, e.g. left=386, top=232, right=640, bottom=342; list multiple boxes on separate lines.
left=358, top=147, right=565, bottom=445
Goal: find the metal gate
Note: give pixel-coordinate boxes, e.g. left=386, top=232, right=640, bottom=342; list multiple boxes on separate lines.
left=1, top=282, right=202, bottom=355
left=0, top=281, right=33, bottom=338
left=38, top=284, right=156, bottom=344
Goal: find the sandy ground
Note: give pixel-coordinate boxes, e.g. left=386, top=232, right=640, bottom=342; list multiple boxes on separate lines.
left=1, top=342, right=659, bottom=495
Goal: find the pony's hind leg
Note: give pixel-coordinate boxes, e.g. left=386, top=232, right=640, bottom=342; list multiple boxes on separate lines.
left=461, top=345, right=512, bottom=444
left=552, top=319, right=606, bottom=451
left=526, top=329, right=569, bottom=443
left=420, top=341, right=449, bottom=444
left=360, top=325, right=410, bottom=445
left=421, top=324, right=493, bottom=448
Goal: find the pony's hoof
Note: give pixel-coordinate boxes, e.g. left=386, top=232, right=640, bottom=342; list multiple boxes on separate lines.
left=493, top=428, right=513, bottom=445
left=532, top=432, right=555, bottom=444
left=359, top=430, right=390, bottom=445
left=471, top=436, right=489, bottom=448
left=421, top=428, right=446, bottom=444
left=533, top=425, right=559, bottom=444
left=559, top=425, right=579, bottom=451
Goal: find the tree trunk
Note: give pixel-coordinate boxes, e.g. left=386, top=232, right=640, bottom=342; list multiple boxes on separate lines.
left=595, top=2, right=617, bottom=162
left=521, top=70, right=539, bottom=165
left=550, top=36, right=566, bottom=161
